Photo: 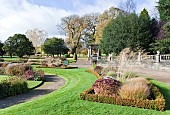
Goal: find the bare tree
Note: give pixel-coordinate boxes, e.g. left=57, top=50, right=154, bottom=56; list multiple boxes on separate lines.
left=119, top=0, right=136, bottom=14
left=57, top=13, right=99, bottom=54
left=25, top=28, right=48, bottom=47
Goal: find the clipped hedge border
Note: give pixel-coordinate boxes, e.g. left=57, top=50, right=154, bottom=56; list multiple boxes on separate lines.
left=80, top=84, right=165, bottom=111
left=85, top=69, right=102, bottom=79
left=83, top=69, right=165, bottom=111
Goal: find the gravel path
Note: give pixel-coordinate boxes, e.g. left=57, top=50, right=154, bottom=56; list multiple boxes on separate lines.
left=134, top=69, right=170, bottom=85
left=0, top=75, right=65, bottom=109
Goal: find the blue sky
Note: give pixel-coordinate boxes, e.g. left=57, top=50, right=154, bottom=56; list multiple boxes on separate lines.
left=0, top=0, right=159, bottom=42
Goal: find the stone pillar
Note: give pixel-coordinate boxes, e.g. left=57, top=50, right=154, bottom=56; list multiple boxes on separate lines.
left=155, top=51, right=160, bottom=63
left=137, top=52, right=141, bottom=62
left=88, top=46, right=92, bottom=61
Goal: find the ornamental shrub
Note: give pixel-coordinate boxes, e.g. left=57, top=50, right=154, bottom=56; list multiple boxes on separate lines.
left=5, top=63, right=32, bottom=76
left=34, top=69, right=44, bottom=81
left=23, top=69, right=34, bottom=80
left=122, top=71, right=139, bottom=78
left=0, top=76, right=28, bottom=98
left=118, top=78, right=150, bottom=100
left=80, top=84, right=165, bottom=111
left=92, top=78, right=121, bottom=96
left=23, top=69, right=44, bottom=81
left=126, top=77, right=149, bottom=84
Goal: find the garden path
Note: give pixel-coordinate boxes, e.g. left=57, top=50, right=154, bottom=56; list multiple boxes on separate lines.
left=0, top=75, right=65, bottom=109
left=71, top=58, right=170, bottom=85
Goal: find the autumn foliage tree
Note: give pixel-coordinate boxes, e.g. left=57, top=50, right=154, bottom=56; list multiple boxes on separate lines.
left=58, top=13, right=99, bottom=54
left=95, top=7, right=124, bottom=44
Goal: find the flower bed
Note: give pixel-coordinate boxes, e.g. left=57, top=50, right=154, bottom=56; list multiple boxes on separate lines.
left=80, top=83, right=165, bottom=111
left=83, top=69, right=165, bottom=111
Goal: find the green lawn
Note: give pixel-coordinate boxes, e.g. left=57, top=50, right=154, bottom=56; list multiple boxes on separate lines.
left=0, top=68, right=169, bottom=115
left=27, top=81, right=43, bottom=89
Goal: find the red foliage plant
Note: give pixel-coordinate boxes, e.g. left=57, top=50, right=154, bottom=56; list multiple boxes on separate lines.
left=92, top=78, right=121, bottom=96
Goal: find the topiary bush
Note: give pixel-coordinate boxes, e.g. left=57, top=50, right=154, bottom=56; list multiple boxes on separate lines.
left=0, top=76, right=28, bottom=98
left=92, top=78, right=122, bottom=96
left=5, top=63, right=32, bottom=76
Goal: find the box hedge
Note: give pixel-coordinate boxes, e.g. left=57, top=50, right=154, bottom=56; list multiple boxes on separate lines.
left=80, top=84, right=165, bottom=111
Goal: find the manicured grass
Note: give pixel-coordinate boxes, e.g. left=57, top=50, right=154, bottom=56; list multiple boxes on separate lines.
left=0, top=68, right=169, bottom=115
left=148, top=78, right=170, bottom=110
left=27, top=81, right=43, bottom=89
left=0, top=56, right=20, bottom=61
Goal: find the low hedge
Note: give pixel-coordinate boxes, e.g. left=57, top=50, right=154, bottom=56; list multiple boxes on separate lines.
left=0, top=77, right=28, bottom=98
left=80, top=84, right=165, bottom=111
left=85, top=69, right=102, bottom=79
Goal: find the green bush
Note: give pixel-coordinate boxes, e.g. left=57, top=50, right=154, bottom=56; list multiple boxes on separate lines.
left=80, top=84, right=165, bottom=111
left=0, top=76, right=28, bottom=98
left=64, top=54, right=70, bottom=58
left=5, top=63, right=32, bottom=76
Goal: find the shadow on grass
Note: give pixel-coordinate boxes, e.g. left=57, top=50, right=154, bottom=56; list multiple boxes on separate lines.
left=147, top=78, right=170, bottom=110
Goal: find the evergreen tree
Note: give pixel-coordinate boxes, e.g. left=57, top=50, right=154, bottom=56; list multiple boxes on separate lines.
left=157, top=0, right=170, bottom=21
left=42, top=37, right=69, bottom=57
left=3, top=34, right=35, bottom=58
left=100, top=9, right=154, bottom=55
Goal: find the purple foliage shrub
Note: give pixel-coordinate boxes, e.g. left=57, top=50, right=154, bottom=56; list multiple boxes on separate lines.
left=92, top=78, right=121, bottom=96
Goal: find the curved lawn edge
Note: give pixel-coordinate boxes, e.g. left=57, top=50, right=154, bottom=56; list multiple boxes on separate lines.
left=0, top=74, right=65, bottom=110
left=0, top=68, right=169, bottom=115
left=27, top=80, right=44, bottom=90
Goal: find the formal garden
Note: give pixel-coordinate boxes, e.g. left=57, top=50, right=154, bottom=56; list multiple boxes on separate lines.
left=0, top=0, right=170, bottom=114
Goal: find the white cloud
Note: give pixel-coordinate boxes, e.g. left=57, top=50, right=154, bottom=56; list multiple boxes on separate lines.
left=0, top=0, right=158, bottom=42
left=0, top=0, right=71, bottom=42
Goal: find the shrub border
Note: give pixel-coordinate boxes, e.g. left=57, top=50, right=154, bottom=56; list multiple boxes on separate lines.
left=83, top=69, right=165, bottom=111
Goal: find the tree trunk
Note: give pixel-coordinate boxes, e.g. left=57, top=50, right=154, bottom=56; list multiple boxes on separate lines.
left=10, top=54, right=12, bottom=58
left=71, top=47, right=77, bottom=54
